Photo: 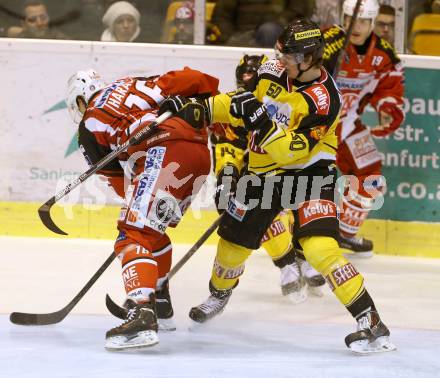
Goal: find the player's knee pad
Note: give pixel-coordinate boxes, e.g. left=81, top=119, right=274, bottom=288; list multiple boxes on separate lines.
left=261, top=211, right=293, bottom=260
left=211, top=238, right=252, bottom=290
left=299, top=236, right=365, bottom=306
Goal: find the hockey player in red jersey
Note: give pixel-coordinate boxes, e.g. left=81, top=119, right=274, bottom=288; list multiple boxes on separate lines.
left=323, top=0, right=405, bottom=257
left=66, top=67, right=219, bottom=350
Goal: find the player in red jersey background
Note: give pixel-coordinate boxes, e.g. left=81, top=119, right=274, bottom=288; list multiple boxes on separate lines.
left=322, top=0, right=405, bottom=257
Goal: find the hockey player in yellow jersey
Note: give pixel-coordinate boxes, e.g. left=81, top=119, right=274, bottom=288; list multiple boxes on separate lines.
left=159, top=18, right=395, bottom=354
left=212, top=54, right=326, bottom=302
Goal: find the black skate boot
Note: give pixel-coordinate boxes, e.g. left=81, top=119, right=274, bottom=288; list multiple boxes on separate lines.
left=189, top=281, right=232, bottom=324
left=105, top=295, right=159, bottom=351
left=345, top=310, right=396, bottom=354
left=156, top=280, right=176, bottom=331
left=338, top=233, right=374, bottom=258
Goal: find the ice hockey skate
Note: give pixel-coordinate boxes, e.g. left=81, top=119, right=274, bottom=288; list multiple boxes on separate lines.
left=280, top=261, right=307, bottom=304
left=345, top=310, right=396, bottom=354
left=338, top=233, right=374, bottom=258
left=105, top=298, right=159, bottom=351
left=297, top=258, right=326, bottom=297
left=189, top=282, right=232, bottom=324
left=106, top=280, right=176, bottom=332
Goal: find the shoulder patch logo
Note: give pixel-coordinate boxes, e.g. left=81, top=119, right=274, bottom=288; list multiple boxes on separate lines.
left=258, top=60, right=284, bottom=78
left=310, top=125, right=328, bottom=140
left=303, top=84, right=330, bottom=115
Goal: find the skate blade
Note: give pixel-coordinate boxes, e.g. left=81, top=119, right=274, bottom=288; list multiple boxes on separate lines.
left=285, top=286, right=308, bottom=304
left=349, top=336, right=397, bottom=355
left=307, top=285, right=324, bottom=297
left=105, top=330, right=159, bottom=351
left=158, top=317, right=176, bottom=332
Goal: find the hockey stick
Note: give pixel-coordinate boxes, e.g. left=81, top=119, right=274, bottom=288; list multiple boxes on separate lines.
left=38, top=111, right=172, bottom=235
left=10, top=251, right=116, bottom=325
left=106, top=214, right=223, bottom=320
left=333, top=0, right=363, bottom=76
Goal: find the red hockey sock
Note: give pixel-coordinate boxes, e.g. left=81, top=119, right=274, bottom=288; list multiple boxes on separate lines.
left=118, top=244, right=158, bottom=303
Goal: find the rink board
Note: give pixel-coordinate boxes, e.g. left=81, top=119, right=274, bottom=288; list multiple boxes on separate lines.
left=1, top=41, right=440, bottom=258
left=1, top=201, right=440, bottom=258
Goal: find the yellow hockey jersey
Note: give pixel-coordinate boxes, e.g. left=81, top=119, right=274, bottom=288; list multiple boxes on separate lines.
left=209, top=59, right=341, bottom=176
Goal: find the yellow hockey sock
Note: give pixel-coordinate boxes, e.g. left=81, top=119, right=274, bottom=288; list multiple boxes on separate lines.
left=299, top=236, right=365, bottom=307
left=211, top=238, right=252, bottom=291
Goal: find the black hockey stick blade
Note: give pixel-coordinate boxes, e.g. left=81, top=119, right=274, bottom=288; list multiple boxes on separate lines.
left=106, top=294, right=127, bottom=320
left=38, top=198, right=67, bottom=235
left=105, top=214, right=223, bottom=319
left=10, top=251, right=116, bottom=325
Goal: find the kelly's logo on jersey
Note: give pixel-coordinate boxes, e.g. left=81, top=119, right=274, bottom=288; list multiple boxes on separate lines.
left=298, top=199, right=337, bottom=226
left=304, top=84, right=330, bottom=115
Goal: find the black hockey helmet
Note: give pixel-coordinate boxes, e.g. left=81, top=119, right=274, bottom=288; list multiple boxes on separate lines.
left=276, top=18, right=325, bottom=66
left=235, top=54, right=268, bottom=88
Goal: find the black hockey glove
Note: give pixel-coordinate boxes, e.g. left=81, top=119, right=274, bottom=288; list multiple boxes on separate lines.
left=214, top=165, right=239, bottom=213
left=174, top=102, right=208, bottom=129
left=158, top=95, right=189, bottom=116
left=230, top=91, right=271, bottom=131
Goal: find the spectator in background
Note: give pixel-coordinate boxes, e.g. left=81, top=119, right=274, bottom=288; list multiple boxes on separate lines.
left=171, top=1, right=195, bottom=44
left=431, top=0, right=440, bottom=12
left=6, top=0, right=68, bottom=39
left=48, top=0, right=106, bottom=41
left=311, top=0, right=342, bottom=29
left=101, top=1, right=141, bottom=42
left=0, top=1, right=21, bottom=37
left=207, top=0, right=313, bottom=47
left=374, top=4, right=395, bottom=45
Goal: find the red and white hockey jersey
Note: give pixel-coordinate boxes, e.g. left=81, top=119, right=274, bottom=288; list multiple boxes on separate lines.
left=78, top=67, right=219, bottom=196
left=322, top=26, right=405, bottom=140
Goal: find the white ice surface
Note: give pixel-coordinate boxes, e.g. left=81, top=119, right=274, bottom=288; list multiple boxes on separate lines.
left=1, top=236, right=439, bottom=378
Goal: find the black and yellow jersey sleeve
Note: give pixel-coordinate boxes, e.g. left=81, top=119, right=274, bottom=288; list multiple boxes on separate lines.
left=375, top=36, right=401, bottom=65
left=209, top=59, right=341, bottom=175
left=322, top=25, right=346, bottom=74
left=208, top=91, right=248, bottom=175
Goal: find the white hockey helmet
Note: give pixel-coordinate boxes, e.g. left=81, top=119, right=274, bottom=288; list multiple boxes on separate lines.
left=66, top=69, right=105, bottom=123
left=342, top=0, right=379, bottom=24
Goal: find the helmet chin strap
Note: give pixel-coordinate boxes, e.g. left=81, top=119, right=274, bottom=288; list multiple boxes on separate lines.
left=297, top=62, right=315, bottom=80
